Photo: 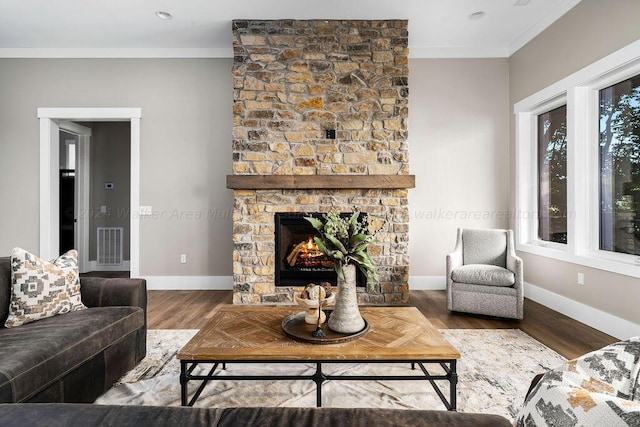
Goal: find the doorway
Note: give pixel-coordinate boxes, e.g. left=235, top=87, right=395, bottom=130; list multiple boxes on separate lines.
left=57, top=122, right=132, bottom=273
left=38, top=108, right=142, bottom=278
left=59, top=129, right=78, bottom=254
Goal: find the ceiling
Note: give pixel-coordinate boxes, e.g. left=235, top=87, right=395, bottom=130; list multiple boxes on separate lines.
left=0, top=0, right=582, bottom=58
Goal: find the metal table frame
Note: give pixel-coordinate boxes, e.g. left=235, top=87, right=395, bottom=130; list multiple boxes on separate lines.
left=180, top=359, right=457, bottom=410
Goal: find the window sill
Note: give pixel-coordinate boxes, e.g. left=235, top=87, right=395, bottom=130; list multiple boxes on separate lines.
left=516, top=242, right=640, bottom=279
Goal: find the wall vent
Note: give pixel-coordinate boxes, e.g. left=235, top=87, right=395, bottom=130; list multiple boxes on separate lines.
left=97, top=227, right=123, bottom=265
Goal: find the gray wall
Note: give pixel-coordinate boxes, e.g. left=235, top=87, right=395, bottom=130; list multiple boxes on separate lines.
left=88, top=121, right=131, bottom=262
left=408, top=58, right=511, bottom=277
left=509, top=0, right=640, bottom=325
left=0, top=59, right=234, bottom=275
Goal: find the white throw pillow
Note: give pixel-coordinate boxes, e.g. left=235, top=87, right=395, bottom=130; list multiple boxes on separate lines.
left=5, top=247, right=87, bottom=328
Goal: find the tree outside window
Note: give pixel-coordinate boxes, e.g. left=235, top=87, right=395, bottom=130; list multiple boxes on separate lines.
left=600, top=74, right=640, bottom=256
left=538, top=105, right=567, bottom=244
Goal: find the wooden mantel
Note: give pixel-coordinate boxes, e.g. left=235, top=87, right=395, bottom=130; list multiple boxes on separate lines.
left=226, top=174, right=415, bottom=190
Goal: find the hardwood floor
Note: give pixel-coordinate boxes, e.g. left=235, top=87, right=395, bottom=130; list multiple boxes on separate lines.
left=147, top=290, right=232, bottom=330
left=147, top=289, right=617, bottom=360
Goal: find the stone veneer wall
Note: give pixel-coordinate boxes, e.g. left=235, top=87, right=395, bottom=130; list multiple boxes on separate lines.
left=231, top=20, right=410, bottom=304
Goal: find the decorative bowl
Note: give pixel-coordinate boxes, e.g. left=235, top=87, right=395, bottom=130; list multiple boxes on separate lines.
left=294, top=292, right=336, bottom=324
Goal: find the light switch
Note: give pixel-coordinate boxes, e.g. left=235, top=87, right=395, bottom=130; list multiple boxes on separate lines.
left=139, top=206, right=153, bottom=216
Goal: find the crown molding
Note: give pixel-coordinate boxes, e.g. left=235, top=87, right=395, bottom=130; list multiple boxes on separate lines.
left=0, top=47, right=232, bottom=58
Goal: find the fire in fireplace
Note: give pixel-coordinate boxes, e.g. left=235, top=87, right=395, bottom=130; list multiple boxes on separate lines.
left=274, top=213, right=366, bottom=288
left=286, top=236, right=334, bottom=269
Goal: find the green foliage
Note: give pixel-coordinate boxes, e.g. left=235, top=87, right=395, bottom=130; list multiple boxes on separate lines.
left=599, top=76, right=640, bottom=254
left=305, top=208, right=380, bottom=289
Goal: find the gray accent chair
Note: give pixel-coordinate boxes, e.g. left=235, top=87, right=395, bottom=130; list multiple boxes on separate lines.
left=446, top=228, right=523, bottom=319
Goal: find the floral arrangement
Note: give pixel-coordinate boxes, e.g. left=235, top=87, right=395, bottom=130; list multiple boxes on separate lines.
left=305, top=208, right=380, bottom=286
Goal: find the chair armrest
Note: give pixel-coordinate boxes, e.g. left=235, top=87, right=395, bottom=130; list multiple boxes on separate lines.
left=80, top=277, right=148, bottom=363
left=80, top=277, right=147, bottom=314
left=506, top=230, right=523, bottom=290
left=445, top=250, right=463, bottom=276
left=446, top=229, right=464, bottom=310
left=446, top=229, right=464, bottom=276
left=506, top=253, right=523, bottom=287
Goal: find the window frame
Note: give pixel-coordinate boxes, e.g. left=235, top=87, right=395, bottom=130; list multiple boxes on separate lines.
left=514, top=39, right=640, bottom=279
left=535, top=100, right=569, bottom=247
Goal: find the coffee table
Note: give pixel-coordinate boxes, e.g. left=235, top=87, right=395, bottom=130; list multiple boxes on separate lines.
left=177, top=305, right=460, bottom=409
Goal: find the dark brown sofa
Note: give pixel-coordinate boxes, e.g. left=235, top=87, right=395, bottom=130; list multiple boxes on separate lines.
left=0, top=404, right=512, bottom=426
left=0, top=257, right=146, bottom=403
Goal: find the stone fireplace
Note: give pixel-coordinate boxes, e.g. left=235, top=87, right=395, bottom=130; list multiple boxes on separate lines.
left=274, top=212, right=367, bottom=288
left=228, top=19, right=414, bottom=305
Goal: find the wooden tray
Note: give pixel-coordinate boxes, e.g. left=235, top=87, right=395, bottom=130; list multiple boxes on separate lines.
left=281, top=310, right=369, bottom=344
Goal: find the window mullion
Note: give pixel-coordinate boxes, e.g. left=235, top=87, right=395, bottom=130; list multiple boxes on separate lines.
left=567, top=86, right=593, bottom=256
left=515, top=111, right=537, bottom=247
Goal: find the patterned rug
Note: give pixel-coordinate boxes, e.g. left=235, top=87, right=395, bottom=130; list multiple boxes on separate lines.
left=95, top=328, right=566, bottom=421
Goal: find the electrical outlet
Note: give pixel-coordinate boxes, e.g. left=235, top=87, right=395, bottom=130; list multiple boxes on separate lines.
left=325, top=129, right=336, bottom=139
left=139, top=206, right=152, bottom=216
left=180, top=254, right=187, bottom=264
left=577, top=272, right=585, bottom=285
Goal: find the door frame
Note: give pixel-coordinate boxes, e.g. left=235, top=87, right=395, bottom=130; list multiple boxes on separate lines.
left=38, top=107, right=142, bottom=277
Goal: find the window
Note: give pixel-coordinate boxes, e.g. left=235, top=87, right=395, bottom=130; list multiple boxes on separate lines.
left=599, top=74, right=640, bottom=256
left=514, top=39, right=640, bottom=278
left=538, top=105, right=567, bottom=244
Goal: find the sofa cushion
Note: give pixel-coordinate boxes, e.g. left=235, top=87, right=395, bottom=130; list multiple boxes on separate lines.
left=452, top=264, right=515, bottom=287
left=515, top=337, right=640, bottom=426
left=516, top=383, right=640, bottom=427
left=575, top=338, right=640, bottom=401
left=0, top=404, right=513, bottom=427
left=462, top=229, right=508, bottom=267
left=5, top=248, right=86, bottom=328
left=0, top=306, right=144, bottom=402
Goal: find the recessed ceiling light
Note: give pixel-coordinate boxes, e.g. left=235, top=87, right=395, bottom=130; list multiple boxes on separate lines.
left=469, top=11, right=486, bottom=20
left=155, top=11, right=173, bottom=20
left=514, top=0, right=532, bottom=5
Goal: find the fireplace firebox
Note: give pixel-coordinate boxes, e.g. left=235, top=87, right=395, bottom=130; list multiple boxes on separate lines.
left=274, top=212, right=366, bottom=288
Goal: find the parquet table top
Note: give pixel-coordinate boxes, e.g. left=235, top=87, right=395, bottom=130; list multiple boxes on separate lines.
left=177, top=305, right=460, bottom=361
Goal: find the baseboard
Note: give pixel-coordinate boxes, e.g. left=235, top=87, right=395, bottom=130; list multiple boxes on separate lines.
left=86, top=260, right=131, bottom=272
left=143, top=276, right=233, bottom=290
left=523, top=282, right=639, bottom=341
left=409, top=276, right=446, bottom=290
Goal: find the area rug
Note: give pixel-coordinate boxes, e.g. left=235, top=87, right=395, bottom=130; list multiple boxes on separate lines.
left=95, top=328, right=566, bottom=421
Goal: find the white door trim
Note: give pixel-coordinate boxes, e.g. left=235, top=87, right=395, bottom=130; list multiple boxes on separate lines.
left=38, top=107, right=142, bottom=277
left=39, top=118, right=59, bottom=260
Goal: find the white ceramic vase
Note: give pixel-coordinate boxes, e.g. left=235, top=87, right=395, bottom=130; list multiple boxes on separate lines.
left=328, top=264, right=365, bottom=334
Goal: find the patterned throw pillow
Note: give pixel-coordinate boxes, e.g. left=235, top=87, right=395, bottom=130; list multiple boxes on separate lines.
left=5, top=247, right=87, bottom=328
